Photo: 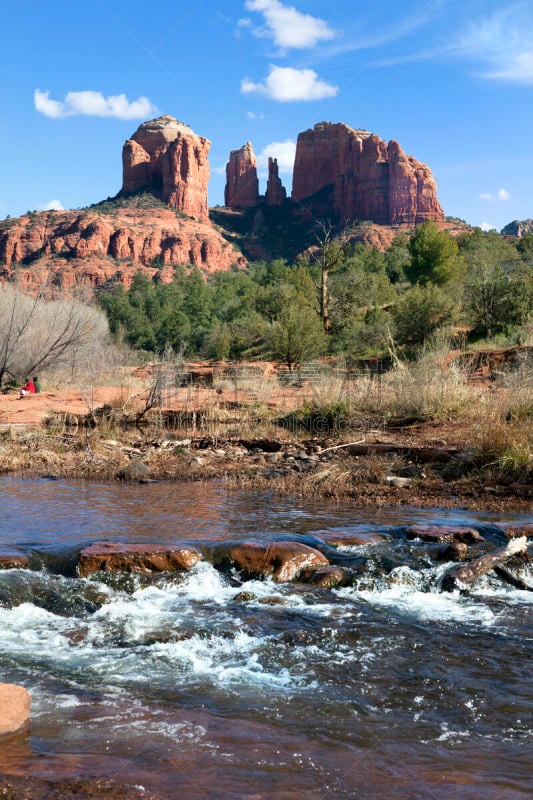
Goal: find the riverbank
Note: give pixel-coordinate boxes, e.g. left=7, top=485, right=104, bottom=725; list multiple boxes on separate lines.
left=0, top=419, right=531, bottom=513
left=1, top=351, right=531, bottom=513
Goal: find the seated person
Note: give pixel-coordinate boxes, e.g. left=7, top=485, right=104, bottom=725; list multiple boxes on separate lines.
left=19, top=378, right=36, bottom=397
left=33, top=376, right=42, bottom=393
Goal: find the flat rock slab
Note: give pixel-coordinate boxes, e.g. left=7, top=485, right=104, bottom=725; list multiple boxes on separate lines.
left=226, top=541, right=329, bottom=582
left=0, top=683, right=30, bottom=737
left=77, top=543, right=202, bottom=577
left=404, top=526, right=484, bottom=544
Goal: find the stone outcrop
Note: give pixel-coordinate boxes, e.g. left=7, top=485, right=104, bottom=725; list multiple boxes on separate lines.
left=122, top=116, right=210, bottom=218
left=501, top=219, right=533, bottom=238
left=0, top=683, right=30, bottom=737
left=77, top=543, right=202, bottom=577
left=224, top=142, right=260, bottom=209
left=265, top=158, right=287, bottom=206
left=291, top=121, right=444, bottom=226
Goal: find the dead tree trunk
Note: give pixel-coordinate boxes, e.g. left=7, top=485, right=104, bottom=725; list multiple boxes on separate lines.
left=440, top=536, right=527, bottom=592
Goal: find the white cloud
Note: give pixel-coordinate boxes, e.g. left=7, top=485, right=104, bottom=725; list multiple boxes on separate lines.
left=480, top=221, right=497, bottom=232
left=241, top=65, right=338, bottom=101
left=256, top=139, right=296, bottom=174
left=479, top=188, right=511, bottom=202
left=244, top=0, right=335, bottom=50
left=38, top=199, right=64, bottom=211
left=246, top=111, right=267, bottom=120
left=34, top=89, right=157, bottom=120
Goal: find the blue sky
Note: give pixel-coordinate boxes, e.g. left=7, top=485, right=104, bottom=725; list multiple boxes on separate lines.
left=1, top=0, right=532, bottom=231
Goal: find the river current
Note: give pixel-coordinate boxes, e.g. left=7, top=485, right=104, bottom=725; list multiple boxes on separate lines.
left=0, top=477, right=531, bottom=799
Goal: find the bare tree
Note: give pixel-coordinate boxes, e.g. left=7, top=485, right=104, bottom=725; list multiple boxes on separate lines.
left=0, top=281, right=111, bottom=388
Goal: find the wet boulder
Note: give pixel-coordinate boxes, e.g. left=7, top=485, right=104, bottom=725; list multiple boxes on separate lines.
left=221, top=541, right=329, bottom=582
left=404, top=526, right=484, bottom=544
left=77, top=543, right=202, bottom=577
left=0, top=551, right=29, bottom=570
left=0, top=683, right=30, bottom=737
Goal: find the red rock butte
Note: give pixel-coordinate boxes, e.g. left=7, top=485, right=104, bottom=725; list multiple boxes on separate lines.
left=122, top=115, right=211, bottom=219
left=291, top=121, right=444, bottom=226
left=223, top=121, right=444, bottom=227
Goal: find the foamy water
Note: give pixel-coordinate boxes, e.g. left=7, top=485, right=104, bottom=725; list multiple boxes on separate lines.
left=0, top=477, right=531, bottom=799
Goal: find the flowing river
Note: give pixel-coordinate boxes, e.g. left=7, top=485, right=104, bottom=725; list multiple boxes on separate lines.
left=0, top=476, right=531, bottom=799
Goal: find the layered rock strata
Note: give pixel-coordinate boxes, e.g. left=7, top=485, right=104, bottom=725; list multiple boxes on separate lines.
left=0, top=207, right=245, bottom=289
left=291, top=121, right=444, bottom=226
left=122, top=115, right=211, bottom=218
left=224, top=141, right=260, bottom=209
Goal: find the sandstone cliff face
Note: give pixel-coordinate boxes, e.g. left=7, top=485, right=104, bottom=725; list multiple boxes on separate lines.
left=224, top=142, right=260, bottom=209
left=122, top=116, right=210, bottom=219
left=0, top=207, right=246, bottom=291
left=265, top=158, right=287, bottom=206
left=292, top=122, right=444, bottom=226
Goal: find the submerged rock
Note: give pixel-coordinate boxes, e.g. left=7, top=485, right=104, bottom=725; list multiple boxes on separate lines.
left=0, top=774, right=161, bottom=799
left=0, top=683, right=30, bottom=737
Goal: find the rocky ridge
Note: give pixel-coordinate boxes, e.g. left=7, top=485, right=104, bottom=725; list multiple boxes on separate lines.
left=0, top=203, right=245, bottom=291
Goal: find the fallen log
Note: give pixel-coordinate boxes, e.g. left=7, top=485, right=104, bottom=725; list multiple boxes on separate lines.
left=440, top=536, right=528, bottom=592
left=345, top=443, right=460, bottom=463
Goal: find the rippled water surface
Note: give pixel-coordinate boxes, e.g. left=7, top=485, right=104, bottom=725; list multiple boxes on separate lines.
left=0, top=477, right=531, bottom=799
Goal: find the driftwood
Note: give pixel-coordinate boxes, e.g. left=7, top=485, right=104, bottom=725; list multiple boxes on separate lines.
left=441, top=536, right=528, bottom=592
left=345, top=443, right=460, bottom=463
left=493, top=566, right=533, bottom=592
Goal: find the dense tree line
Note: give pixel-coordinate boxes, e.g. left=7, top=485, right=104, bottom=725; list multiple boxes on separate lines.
left=98, top=224, right=533, bottom=368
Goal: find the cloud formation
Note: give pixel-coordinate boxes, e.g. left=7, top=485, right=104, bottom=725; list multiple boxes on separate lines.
left=454, top=6, right=533, bottom=84
left=480, top=221, right=496, bottom=232
left=38, top=199, right=64, bottom=211
left=243, top=0, right=335, bottom=50
left=256, top=139, right=296, bottom=173
left=479, top=188, right=511, bottom=202
left=34, top=89, right=157, bottom=120
left=241, top=65, right=338, bottom=101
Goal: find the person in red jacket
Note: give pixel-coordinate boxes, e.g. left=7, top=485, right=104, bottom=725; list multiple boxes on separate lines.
left=19, top=379, right=36, bottom=397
